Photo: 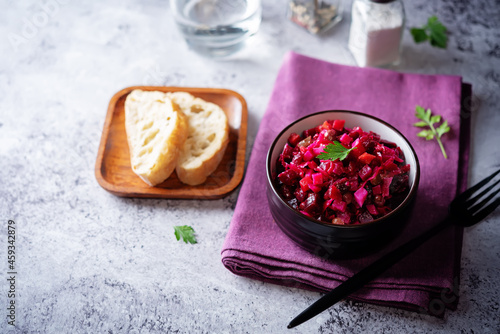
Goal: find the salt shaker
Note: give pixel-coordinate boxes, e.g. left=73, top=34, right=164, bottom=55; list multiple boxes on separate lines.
left=288, top=0, right=343, bottom=34
left=348, top=0, right=405, bottom=67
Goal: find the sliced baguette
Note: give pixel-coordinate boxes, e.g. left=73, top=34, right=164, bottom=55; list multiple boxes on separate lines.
left=124, top=89, right=188, bottom=186
left=167, top=92, right=229, bottom=186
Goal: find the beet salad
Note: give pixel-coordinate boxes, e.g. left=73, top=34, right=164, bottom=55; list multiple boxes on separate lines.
left=274, top=119, right=410, bottom=225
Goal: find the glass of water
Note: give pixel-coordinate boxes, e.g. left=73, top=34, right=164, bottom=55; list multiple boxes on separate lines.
left=170, top=0, right=262, bottom=57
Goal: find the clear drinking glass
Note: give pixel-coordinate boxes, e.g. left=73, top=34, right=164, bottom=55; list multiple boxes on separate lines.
left=170, top=0, right=262, bottom=57
left=287, top=0, right=343, bottom=34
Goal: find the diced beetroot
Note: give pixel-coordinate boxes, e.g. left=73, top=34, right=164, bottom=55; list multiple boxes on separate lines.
left=307, top=160, right=318, bottom=170
left=305, top=169, right=313, bottom=178
left=354, top=187, right=368, bottom=208
left=289, top=163, right=305, bottom=178
left=294, top=187, right=307, bottom=202
left=309, top=184, right=322, bottom=193
left=351, top=127, right=364, bottom=138
left=325, top=184, right=342, bottom=201
left=358, top=165, right=373, bottom=181
left=382, top=145, right=396, bottom=157
left=323, top=199, right=333, bottom=212
left=312, top=173, right=323, bottom=185
left=281, top=143, right=294, bottom=161
left=299, top=192, right=322, bottom=216
left=291, top=150, right=304, bottom=164
left=332, top=161, right=344, bottom=175
left=372, top=185, right=382, bottom=195
left=366, top=204, right=378, bottom=215
left=317, top=160, right=334, bottom=175
left=300, top=176, right=313, bottom=192
left=369, top=155, right=382, bottom=168
left=339, top=133, right=353, bottom=146
left=348, top=177, right=359, bottom=191
left=382, top=177, right=393, bottom=197
left=350, top=138, right=366, bottom=158
left=280, top=185, right=294, bottom=200
left=383, top=160, right=398, bottom=171
left=331, top=200, right=347, bottom=212
left=332, top=119, right=345, bottom=131
left=358, top=152, right=376, bottom=164
left=278, top=169, right=299, bottom=185
left=303, top=150, right=314, bottom=161
left=303, top=127, right=318, bottom=138
left=288, top=133, right=302, bottom=147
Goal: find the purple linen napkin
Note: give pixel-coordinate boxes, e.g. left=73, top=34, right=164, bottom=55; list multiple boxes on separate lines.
left=221, top=52, right=471, bottom=315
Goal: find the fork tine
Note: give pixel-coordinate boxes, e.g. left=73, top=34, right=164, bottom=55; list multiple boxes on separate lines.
left=466, top=178, right=500, bottom=207
left=468, top=197, right=500, bottom=226
left=457, top=169, right=500, bottom=201
left=468, top=186, right=500, bottom=217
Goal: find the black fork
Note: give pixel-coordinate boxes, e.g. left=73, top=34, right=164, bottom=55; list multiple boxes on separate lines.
left=449, top=169, right=500, bottom=227
left=288, top=169, right=500, bottom=329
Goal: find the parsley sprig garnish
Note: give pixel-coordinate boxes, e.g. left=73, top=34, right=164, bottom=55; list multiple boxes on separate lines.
left=410, top=16, right=448, bottom=49
left=414, top=105, right=450, bottom=159
left=174, top=225, right=197, bottom=244
left=317, top=141, right=356, bottom=162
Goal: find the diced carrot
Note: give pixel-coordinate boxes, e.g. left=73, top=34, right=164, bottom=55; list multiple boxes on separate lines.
left=332, top=119, right=345, bottom=131
left=358, top=152, right=376, bottom=164
left=320, top=120, right=332, bottom=130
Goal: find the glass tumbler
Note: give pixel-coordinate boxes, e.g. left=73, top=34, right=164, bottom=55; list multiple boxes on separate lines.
left=287, top=0, right=343, bottom=34
left=170, top=0, right=262, bottom=57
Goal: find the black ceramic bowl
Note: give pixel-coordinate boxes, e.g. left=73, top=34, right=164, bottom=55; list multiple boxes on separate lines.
left=266, top=110, right=420, bottom=258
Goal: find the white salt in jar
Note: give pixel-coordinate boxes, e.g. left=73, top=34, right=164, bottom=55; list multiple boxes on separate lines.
left=348, top=0, right=405, bottom=67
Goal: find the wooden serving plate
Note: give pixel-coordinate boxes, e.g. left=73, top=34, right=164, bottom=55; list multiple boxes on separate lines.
left=95, top=86, right=247, bottom=199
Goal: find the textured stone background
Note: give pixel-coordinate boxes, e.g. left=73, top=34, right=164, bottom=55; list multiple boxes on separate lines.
left=1, top=0, right=499, bottom=333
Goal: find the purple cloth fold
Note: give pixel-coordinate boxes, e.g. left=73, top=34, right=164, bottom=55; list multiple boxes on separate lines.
left=221, top=52, right=471, bottom=316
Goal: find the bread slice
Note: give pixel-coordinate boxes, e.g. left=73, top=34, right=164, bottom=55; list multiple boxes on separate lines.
left=167, top=92, right=229, bottom=186
left=124, top=89, right=188, bottom=186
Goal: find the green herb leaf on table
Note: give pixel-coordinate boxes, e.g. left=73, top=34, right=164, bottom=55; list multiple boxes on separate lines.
left=317, top=141, right=356, bottom=162
left=427, top=16, right=448, bottom=48
left=410, top=16, right=448, bottom=49
left=174, top=225, right=197, bottom=244
left=414, top=105, right=450, bottom=159
left=410, top=28, right=428, bottom=43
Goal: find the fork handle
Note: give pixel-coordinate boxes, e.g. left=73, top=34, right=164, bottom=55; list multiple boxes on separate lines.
left=288, top=216, right=453, bottom=329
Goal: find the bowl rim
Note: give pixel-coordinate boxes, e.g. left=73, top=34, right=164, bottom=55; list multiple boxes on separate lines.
left=266, top=109, right=421, bottom=229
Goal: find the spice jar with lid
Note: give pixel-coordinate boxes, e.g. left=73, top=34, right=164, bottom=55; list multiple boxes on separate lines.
left=288, top=0, right=343, bottom=34
left=348, top=0, right=405, bottom=67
